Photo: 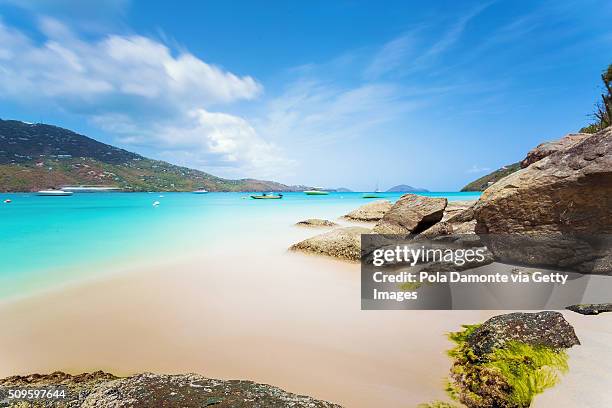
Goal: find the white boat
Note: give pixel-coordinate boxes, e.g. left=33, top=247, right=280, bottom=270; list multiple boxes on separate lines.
left=304, top=187, right=329, bottom=195
left=60, top=185, right=121, bottom=193
left=37, top=190, right=73, bottom=196
left=193, top=189, right=208, bottom=194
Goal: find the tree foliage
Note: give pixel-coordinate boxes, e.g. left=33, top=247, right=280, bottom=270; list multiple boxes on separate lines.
left=581, top=64, right=612, bottom=133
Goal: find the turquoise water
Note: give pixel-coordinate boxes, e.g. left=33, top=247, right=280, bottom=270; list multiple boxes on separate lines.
left=0, top=191, right=480, bottom=297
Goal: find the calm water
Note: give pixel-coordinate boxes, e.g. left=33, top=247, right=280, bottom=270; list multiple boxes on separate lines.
left=0, top=191, right=480, bottom=297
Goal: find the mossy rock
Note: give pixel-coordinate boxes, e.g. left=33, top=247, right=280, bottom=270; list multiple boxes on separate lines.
left=446, top=312, right=579, bottom=408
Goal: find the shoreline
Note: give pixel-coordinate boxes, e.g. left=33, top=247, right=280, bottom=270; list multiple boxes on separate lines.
left=1, top=196, right=610, bottom=407
left=0, top=207, right=471, bottom=407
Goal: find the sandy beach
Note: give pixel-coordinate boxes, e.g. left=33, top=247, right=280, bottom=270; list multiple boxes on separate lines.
left=1, top=211, right=611, bottom=408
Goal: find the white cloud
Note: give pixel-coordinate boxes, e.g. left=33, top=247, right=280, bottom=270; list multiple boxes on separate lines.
left=93, top=109, right=293, bottom=178
left=0, top=17, right=292, bottom=178
left=0, top=18, right=261, bottom=105
left=257, top=78, right=422, bottom=151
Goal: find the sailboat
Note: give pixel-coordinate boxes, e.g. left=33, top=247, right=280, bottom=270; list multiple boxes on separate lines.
left=363, top=182, right=382, bottom=198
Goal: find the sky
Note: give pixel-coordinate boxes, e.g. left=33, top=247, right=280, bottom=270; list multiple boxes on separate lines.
left=0, top=0, right=610, bottom=191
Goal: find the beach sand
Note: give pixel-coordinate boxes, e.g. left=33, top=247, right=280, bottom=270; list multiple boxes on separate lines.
left=0, top=220, right=611, bottom=407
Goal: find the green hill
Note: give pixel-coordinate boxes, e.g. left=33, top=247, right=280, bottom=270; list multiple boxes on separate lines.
left=460, top=162, right=521, bottom=192
left=0, top=119, right=306, bottom=192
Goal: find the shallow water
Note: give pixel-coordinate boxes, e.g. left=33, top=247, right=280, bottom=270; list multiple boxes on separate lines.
left=0, top=191, right=479, bottom=298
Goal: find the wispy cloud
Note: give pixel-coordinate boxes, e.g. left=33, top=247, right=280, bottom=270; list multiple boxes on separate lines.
left=466, top=165, right=492, bottom=174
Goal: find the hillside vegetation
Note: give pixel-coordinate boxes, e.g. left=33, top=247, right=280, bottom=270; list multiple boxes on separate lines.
left=0, top=119, right=305, bottom=192
left=460, top=162, right=520, bottom=192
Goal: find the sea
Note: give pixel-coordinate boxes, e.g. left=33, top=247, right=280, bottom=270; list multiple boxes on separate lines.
left=0, top=191, right=480, bottom=298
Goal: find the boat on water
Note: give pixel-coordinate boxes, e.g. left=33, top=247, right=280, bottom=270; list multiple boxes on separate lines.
left=304, top=187, right=329, bottom=195
left=60, top=185, right=121, bottom=193
left=193, top=189, right=208, bottom=194
left=363, top=182, right=382, bottom=198
left=37, top=190, right=74, bottom=196
left=251, top=193, right=283, bottom=199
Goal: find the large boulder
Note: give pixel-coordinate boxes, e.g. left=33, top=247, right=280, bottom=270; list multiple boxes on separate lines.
left=0, top=372, right=342, bottom=408
left=474, top=127, right=612, bottom=272
left=343, top=200, right=391, bottom=222
left=289, top=226, right=370, bottom=261
left=373, top=194, right=447, bottom=234
left=520, top=132, right=591, bottom=168
left=467, top=311, right=580, bottom=357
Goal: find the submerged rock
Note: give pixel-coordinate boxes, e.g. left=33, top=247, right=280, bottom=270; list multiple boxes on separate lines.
left=373, top=194, right=447, bottom=235
left=295, top=218, right=338, bottom=227
left=566, top=303, right=612, bottom=315
left=474, top=127, right=612, bottom=273
left=0, top=372, right=342, bottom=408
left=520, top=132, right=591, bottom=168
left=289, top=226, right=370, bottom=262
left=466, top=311, right=580, bottom=357
left=343, top=200, right=392, bottom=222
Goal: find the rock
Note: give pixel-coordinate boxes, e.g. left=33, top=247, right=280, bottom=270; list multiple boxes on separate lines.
left=566, top=303, right=612, bottom=315
left=442, top=200, right=476, bottom=222
left=418, top=202, right=478, bottom=238
left=418, top=219, right=477, bottom=238
left=520, top=132, right=591, bottom=168
left=373, top=194, right=447, bottom=235
left=448, top=312, right=579, bottom=408
left=289, top=227, right=370, bottom=262
left=343, top=200, right=392, bottom=222
left=467, top=311, right=580, bottom=357
left=295, top=218, right=338, bottom=227
left=474, top=127, right=612, bottom=272
left=0, top=372, right=342, bottom=408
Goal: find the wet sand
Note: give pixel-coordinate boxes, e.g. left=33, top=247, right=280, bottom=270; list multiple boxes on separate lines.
left=0, top=220, right=611, bottom=407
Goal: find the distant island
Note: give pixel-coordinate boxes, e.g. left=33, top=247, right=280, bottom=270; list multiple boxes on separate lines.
left=385, top=184, right=429, bottom=192
left=0, top=119, right=309, bottom=192
left=326, top=187, right=352, bottom=192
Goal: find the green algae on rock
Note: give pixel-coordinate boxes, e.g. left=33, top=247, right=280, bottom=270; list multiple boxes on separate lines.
left=445, top=312, right=579, bottom=408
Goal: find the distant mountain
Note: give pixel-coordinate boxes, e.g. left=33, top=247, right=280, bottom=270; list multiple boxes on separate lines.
left=0, top=119, right=308, bottom=192
left=460, top=162, right=521, bottom=192
left=325, top=187, right=352, bottom=192
left=385, top=184, right=429, bottom=192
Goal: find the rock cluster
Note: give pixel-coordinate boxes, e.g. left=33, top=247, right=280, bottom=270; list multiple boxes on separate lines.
left=0, top=372, right=342, bottom=408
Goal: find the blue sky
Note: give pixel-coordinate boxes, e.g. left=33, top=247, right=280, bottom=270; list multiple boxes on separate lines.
left=0, top=0, right=610, bottom=190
